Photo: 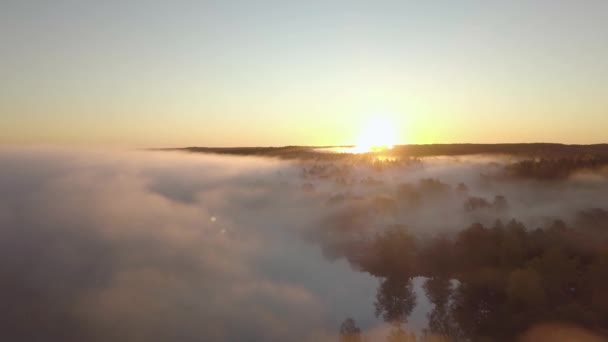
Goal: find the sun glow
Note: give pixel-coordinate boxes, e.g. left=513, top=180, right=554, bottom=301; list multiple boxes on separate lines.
left=353, top=118, right=398, bottom=153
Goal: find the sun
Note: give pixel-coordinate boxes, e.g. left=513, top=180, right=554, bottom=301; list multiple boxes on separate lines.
left=353, top=117, right=398, bottom=153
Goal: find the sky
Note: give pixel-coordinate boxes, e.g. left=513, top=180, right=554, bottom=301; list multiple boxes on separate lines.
left=1, top=0, right=607, bottom=147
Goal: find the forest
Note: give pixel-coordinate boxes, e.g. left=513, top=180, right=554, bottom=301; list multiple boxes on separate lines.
left=335, top=215, right=608, bottom=341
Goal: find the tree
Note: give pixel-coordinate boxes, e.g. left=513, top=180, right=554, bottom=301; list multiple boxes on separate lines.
left=374, top=278, right=416, bottom=324
left=340, top=318, right=362, bottom=342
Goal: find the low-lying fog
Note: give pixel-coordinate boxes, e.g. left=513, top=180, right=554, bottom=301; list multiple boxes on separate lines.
left=1, top=147, right=607, bottom=341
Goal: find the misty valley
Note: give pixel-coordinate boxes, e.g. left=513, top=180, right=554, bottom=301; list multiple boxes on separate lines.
left=1, top=145, right=608, bottom=341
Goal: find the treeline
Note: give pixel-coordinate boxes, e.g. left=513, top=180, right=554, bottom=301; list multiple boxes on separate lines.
left=500, top=157, right=608, bottom=180
left=337, top=210, right=608, bottom=341
left=164, top=143, right=608, bottom=160
left=390, top=143, right=608, bottom=159
left=169, top=144, right=608, bottom=181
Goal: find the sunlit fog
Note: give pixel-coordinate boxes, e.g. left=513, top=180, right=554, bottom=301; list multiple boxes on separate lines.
left=2, top=146, right=608, bottom=341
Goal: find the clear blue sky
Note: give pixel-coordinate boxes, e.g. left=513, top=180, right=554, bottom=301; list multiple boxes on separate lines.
left=1, top=0, right=607, bottom=146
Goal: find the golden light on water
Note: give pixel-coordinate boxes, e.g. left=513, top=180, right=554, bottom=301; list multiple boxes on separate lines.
left=353, top=117, right=398, bottom=153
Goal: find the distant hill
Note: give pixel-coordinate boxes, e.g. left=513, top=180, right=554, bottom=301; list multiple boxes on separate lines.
left=158, top=143, right=608, bottom=159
